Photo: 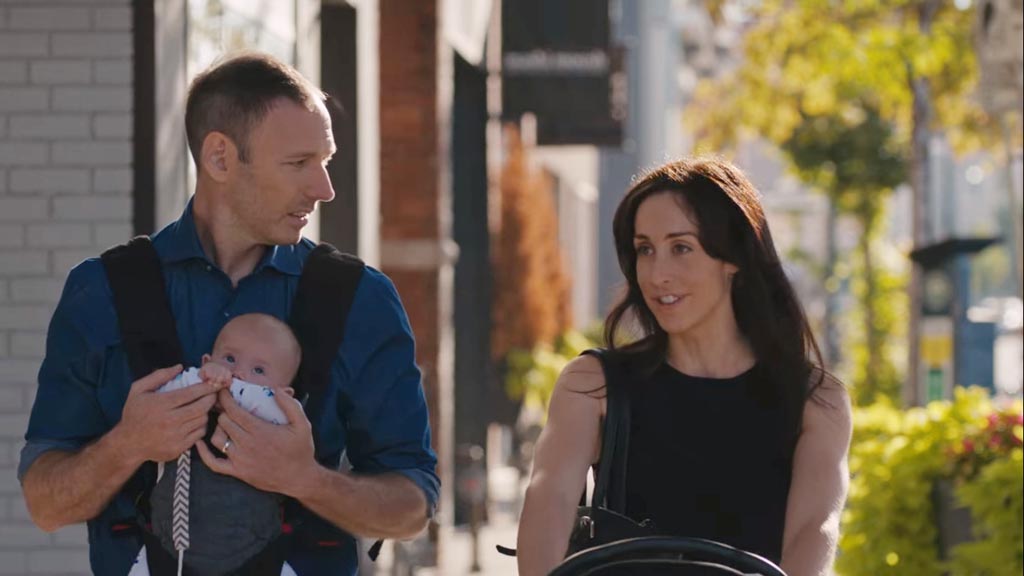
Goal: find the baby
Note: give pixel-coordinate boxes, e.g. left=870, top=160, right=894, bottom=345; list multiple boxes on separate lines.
left=130, top=313, right=302, bottom=576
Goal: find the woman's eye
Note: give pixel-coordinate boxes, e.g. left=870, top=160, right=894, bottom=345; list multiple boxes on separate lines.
left=253, top=366, right=265, bottom=376
left=673, top=244, right=691, bottom=254
left=224, top=355, right=235, bottom=364
left=635, top=245, right=652, bottom=256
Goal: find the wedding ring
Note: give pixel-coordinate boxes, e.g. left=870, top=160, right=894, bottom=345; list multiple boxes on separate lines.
left=222, top=439, right=232, bottom=454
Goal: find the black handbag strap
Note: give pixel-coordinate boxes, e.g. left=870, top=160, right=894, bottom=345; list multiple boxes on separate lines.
left=287, top=242, right=365, bottom=461
left=581, top=348, right=631, bottom=513
left=495, top=348, right=634, bottom=558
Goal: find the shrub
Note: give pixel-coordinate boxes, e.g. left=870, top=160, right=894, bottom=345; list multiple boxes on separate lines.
left=838, top=388, right=1023, bottom=575
left=504, top=330, right=597, bottom=416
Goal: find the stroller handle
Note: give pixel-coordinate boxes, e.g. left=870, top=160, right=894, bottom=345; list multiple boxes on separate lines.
left=548, top=536, right=788, bottom=576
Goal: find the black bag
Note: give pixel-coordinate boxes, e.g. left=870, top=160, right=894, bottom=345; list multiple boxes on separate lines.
left=497, top=348, right=656, bottom=559
left=567, top=348, right=657, bottom=555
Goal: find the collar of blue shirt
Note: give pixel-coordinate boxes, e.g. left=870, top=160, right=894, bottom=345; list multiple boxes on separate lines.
left=156, top=197, right=304, bottom=277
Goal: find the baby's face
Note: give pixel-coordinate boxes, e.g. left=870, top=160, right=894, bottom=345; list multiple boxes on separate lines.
left=205, top=321, right=300, bottom=389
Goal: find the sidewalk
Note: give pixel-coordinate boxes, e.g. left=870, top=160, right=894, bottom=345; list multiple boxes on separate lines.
left=369, top=464, right=527, bottom=575
left=433, top=463, right=525, bottom=575
left=435, top=513, right=521, bottom=575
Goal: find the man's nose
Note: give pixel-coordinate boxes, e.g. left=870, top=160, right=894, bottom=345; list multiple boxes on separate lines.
left=309, top=164, right=335, bottom=204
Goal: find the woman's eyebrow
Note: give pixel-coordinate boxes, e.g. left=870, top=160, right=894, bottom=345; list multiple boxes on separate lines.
left=634, top=231, right=698, bottom=241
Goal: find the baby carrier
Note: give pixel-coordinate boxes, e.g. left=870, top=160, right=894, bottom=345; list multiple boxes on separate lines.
left=101, top=237, right=371, bottom=575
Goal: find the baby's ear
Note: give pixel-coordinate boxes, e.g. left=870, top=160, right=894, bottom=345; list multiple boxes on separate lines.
left=201, top=353, right=211, bottom=365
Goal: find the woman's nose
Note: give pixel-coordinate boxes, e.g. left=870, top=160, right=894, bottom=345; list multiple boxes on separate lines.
left=650, top=253, right=673, bottom=284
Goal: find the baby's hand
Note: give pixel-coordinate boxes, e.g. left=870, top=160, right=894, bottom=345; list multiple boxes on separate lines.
left=199, top=362, right=232, bottom=391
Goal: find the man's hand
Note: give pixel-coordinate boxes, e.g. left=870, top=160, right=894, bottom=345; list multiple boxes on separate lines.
left=115, top=364, right=220, bottom=464
left=196, top=389, right=428, bottom=539
left=23, top=364, right=222, bottom=532
left=196, top=388, right=316, bottom=496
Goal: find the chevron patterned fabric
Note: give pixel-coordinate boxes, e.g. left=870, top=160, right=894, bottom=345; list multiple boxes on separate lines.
left=172, top=451, right=191, bottom=576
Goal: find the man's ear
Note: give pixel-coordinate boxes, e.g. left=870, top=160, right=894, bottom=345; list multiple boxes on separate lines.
left=200, top=131, right=239, bottom=183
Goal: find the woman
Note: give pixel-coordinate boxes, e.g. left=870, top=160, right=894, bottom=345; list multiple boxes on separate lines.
left=517, top=158, right=851, bottom=576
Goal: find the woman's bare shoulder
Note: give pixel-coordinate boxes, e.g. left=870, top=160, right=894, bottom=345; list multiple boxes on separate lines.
left=806, top=369, right=852, bottom=433
left=559, top=354, right=607, bottom=395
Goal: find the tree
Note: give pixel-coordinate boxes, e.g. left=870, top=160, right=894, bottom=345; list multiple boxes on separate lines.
left=491, top=125, right=573, bottom=362
left=782, top=104, right=908, bottom=403
left=691, top=0, right=994, bottom=154
left=688, top=0, right=1004, bottom=404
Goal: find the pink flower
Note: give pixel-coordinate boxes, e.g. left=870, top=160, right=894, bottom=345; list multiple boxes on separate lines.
left=989, top=435, right=1002, bottom=448
left=963, top=439, right=975, bottom=453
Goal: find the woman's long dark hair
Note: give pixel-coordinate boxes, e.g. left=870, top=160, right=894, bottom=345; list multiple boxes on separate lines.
left=604, top=157, right=827, bottom=439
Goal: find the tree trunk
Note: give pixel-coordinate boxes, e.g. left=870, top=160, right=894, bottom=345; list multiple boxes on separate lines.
left=824, top=198, right=841, bottom=367
left=905, top=0, right=940, bottom=407
left=859, top=205, right=882, bottom=403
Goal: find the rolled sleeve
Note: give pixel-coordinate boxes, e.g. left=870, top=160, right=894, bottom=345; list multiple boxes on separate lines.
left=338, top=268, right=440, bottom=514
left=22, top=261, right=115, bottom=480
left=18, top=439, right=82, bottom=482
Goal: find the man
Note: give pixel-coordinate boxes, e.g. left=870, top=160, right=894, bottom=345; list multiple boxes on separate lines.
left=19, top=52, right=438, bottom=576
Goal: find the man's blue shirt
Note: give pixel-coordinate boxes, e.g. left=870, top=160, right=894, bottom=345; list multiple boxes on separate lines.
left=20, top=201, right=439, bottom=576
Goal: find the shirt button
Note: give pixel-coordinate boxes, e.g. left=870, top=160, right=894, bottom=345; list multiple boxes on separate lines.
left=223, top=311, right=230, bottom=318
left=206, top=265, right=213, bottom=272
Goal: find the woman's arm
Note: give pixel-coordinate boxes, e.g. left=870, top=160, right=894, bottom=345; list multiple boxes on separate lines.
left=780, top=376, right=853, bottom=576
left=517, top=355, right=605, bottom=576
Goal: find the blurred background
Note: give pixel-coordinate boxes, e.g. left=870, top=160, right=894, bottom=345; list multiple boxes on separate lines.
left=0, top=0, right=1021, bottom=574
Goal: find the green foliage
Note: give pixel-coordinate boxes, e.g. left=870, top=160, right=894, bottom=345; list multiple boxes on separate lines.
left=688, top=0, right=996, bottom=155
left=949, top=449, right=1024, bottom=575
left=838, top=388, right=1024, bottom=575
left=782, top=105, right=907, bottom=210
left=504, top=330, right=598, bottom=415
left=843, top=239, right=909, bottom=405
left=971, top=243, right=1016, bottom=300
left=780, top=103, right=909, bottom=404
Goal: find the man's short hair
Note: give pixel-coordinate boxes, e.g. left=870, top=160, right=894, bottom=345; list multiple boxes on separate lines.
left=185, top=52, right=325, bottom=167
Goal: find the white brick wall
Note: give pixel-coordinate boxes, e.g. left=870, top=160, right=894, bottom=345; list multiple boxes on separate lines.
left=0, top=2, right=134, bottom=573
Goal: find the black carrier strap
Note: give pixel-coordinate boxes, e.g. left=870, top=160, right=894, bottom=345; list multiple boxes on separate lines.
left=286, top=243, right=380, bottom=561
left=102, top=239, right=372, bottom=567
left=288, top=242, right=365, bottom=461
left=101, top=236, right=185, bottom=379
left=101, top=236, right=183, bottom=523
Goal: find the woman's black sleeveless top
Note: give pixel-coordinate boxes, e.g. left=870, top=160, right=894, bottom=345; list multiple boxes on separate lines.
left=622, top=362, right=797, bottom=564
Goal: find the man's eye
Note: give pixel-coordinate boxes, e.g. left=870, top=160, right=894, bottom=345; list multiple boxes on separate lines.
left=224, top=355, right=235, bottom=364
left=253, top=366, right=265, bottom=376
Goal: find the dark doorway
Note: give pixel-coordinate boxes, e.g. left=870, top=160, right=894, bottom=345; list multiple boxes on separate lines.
left=320, top=2, right=359, bottom=253
left=452, top=52, right=491, bottom=525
